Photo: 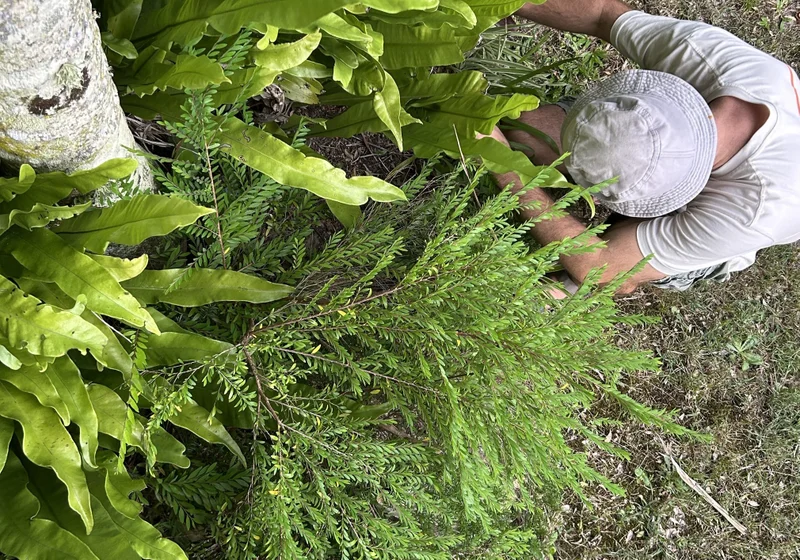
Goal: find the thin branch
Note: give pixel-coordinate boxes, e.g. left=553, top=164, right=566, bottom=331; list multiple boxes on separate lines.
left=242, top=344, right=352, bottom=458
left=268, top=345, right=441, bottom=395
left=203, top=140, right=228, bottom=269
left=250, top=280, right=415, bottom=335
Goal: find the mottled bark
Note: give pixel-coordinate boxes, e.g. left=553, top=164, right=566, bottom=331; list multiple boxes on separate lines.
left=0, top=0, right=153, bottom=190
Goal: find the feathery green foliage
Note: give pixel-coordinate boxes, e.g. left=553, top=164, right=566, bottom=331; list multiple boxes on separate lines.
left=136, top=90, right=691, bottom=559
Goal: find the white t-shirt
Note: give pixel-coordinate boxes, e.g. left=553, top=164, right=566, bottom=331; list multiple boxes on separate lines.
left=610, top=11, right=800, bottom=276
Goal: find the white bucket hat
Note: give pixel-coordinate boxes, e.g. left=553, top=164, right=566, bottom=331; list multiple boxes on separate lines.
left=561, top=70, right=717, bottom=218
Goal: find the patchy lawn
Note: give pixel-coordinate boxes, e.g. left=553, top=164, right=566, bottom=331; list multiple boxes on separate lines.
left=470, top=1, right=800, bottom=558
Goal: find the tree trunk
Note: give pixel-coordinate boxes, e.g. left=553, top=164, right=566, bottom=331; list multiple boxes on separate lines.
left=0, top=0, right=153, bottom=192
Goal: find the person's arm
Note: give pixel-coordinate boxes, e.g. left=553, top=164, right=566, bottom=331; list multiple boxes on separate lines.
left=487, top=128, right=666, bottom=293
left=516, top=0, right=632, bottom=43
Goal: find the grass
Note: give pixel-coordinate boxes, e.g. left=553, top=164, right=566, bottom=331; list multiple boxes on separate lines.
left=468, top=2, right=800, bottom=558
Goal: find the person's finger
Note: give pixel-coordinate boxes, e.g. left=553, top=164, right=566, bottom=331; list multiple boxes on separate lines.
left=548, top=285, right=570, bottom=300
left=476, top=126, right=511, bottom=147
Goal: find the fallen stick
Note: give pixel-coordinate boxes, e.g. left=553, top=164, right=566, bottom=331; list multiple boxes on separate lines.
left=659, top=439, right=748, bottom=536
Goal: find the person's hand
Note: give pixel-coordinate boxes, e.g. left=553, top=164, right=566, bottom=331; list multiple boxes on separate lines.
left=476, top=126, right=511, bottom=148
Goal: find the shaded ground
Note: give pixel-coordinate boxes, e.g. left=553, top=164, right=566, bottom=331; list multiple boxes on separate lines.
left=475, top=1, right=800, bottom=558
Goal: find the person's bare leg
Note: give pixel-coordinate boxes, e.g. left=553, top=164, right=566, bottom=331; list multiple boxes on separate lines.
left=505, top=105, right=567, bottom=167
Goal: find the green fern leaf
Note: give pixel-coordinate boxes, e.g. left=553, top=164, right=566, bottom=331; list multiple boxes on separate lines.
left=364, top=0, right=438, bottom=11
left=89, top=254, right=149, bottom=282
left=0, top=202, right=92, bottom=235
left=0, top=364, right=71, bottom=425
left=425, top=92, right=540, bottom=136
left=0, top=159, right=138, bottom=212
left=219, top=117, right=406, bottom=205
left=132, top=0, right=350, bottom=48
left=0, top=381, right=93, bottom=532
left=145, top=332, right=233, bottom=366
left=1, top=228, right=159, bottom=333
left=167, top=399, right=246, bottom=466
left=54, top=194, right=214, bottom=254
left=88, top=385, right=191, bottom=468
left=0, top=164, right=35, bottom=202
left=123, top=268, right=292, bottom=307
left=0, top=416, right=12, bottom=473
left=0, top=276, right=106, bottom=359
left=116, top=50, right=229, bottom=96
left=86, top=466, right=189, bottom=560
left=46, top=357, right=100, bottom=469
left=0, top=452, right=99, bottom=560
left=373, top=21, right=464, bottom=69
left=96, top=452, right=146, bottom=520
left=251, top=32, right=320, bottom=72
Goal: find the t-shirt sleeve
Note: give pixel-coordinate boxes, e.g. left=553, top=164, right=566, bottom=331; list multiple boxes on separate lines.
left=635, top=189, right=774, bottom=275
left=609, top=11, right=784, bottom=99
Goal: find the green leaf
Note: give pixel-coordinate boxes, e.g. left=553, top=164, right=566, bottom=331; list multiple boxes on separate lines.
left=279, top=73, right=323, bottom=104
left=285, top=60, right=332, bottom=79
left=0, top=159, right=138, bottom=213
left=368, top=0, right=477, bottom=29
left=0, top=417, right=12, bottom=473
left=252, top=33, right=321, bottom=72
left=361, top=0, right=438, bottom=12
left=213, top=66, right=281, bottom=105
left=88, top=385, right=190, bottom=468
left=146, top=307, right=191, bottom=335
left=0, top=164, right=35, bottom=202
left=45, top=358, right=100, bottom=468
left=327, top=200, right=362, bottom=229
left=0, top=344, right=21, bottom=370
left=54, top=194, right=214, bottom=253
left=121, top=90, right=185, bottom=122
left=120, top=52, right=230, bottom=96
left=404, top=121, right=570, bottom=187
left=101, top=31, right=139, bottom=59
left=14, top=279, right=134, bottom=375
left=312, top=100, right=419, bottom=140
left=22, top=454, right=142, bottom=560
left=0, top=381, right=93, bottom=532
left=0, top=276, right=106, bottom=359
left=123, top=268, right=293, bottom=307
left=104, top=0, right=143, bottom=40
left=96, top=452, right=146, bottom=519
left=145, top=332, right=233, bottom=367
left=425, top=93, right=540, bottom=136
left=0, top=364, right=70, bottom=425
left=86, top=467, right=188, bottom=560
left=2, top=228, right=159, bottom=332
left=89, top=254, right=149, bottom=282
left=168, top=399, right=245, bottom=466
left=440, top=0, right=479, bottom=26
left=147, top=425, right=191, bottom=469
left=219, top=117, right=406, bottom=205
left=131, top=0, right=352, bottom=49
left=252, top=22, right=280, bottom=47
left=0, top=452, right=99, bottom=560
left=83, top=312, right=134, bottom=375
left=374, top=21, right=464, bottom=69
left=310, top=13, right=375, bottom=49
left=373, top=73, right=418, bottom=150
left=0, top=202, right=91, bottom=235
left=398, top=71, right=488, bottom=105
left=464, top=0, right=529, bottom=18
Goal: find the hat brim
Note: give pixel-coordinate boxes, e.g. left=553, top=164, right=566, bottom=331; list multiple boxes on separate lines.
left=562, top=70, right=717, bottom=218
